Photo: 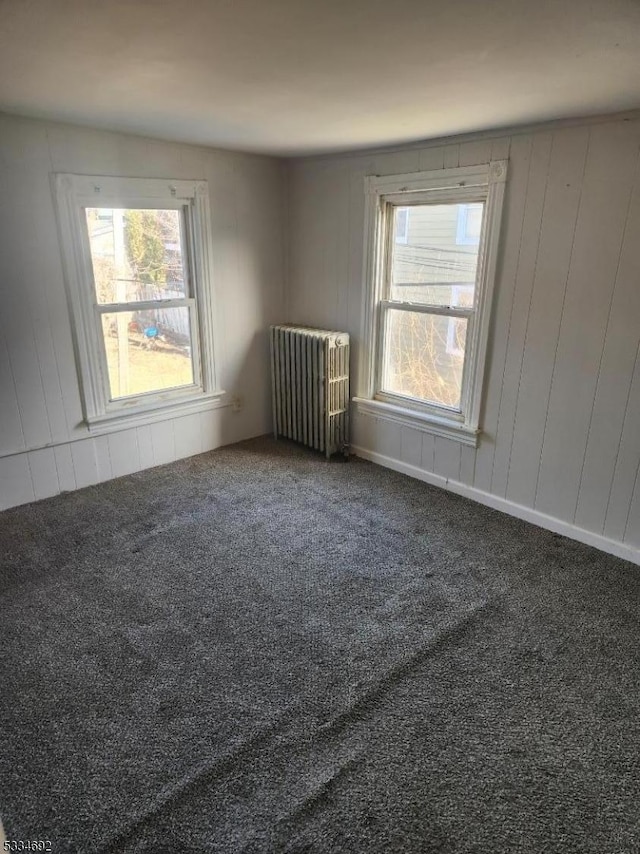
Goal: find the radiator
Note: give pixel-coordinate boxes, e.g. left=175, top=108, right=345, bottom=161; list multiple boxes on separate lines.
left=270, top=324, right=350, bottom=459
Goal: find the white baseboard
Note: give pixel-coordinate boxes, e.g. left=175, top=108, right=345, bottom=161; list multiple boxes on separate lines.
left=351, top=445, right=640, bottom=567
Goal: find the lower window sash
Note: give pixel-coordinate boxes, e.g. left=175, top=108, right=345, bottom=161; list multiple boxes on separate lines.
left=377, top=304, right=472, bottom=414
left=93, top=298, right=201, bottom=405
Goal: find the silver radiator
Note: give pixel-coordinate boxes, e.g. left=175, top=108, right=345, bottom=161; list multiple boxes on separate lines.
left=270, top=324, right=350, bottom=459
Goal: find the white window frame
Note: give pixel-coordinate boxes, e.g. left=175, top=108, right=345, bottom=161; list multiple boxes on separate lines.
left=354, top=161, right=508, bottom=447
left=54, top=174, right=224, bottom=432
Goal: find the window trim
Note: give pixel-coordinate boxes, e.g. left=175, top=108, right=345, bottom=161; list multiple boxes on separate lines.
left=354, top=161, right=508, bottom=447
left=54, top=174, right=224, bottom=431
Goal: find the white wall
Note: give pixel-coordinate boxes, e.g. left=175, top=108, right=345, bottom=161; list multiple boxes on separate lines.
left=0, top=114, right=285, bottom=509
left=4, top=110, right=640, bottom=566
left=287, top=115, right=640, bottom=564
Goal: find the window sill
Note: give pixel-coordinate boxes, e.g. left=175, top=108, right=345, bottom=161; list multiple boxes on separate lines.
left=85, top=390, right=227, bottom=435
left=352, top=397, right=480, bottom=447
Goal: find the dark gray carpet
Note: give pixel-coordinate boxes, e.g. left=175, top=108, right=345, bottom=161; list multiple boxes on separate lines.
left=1, top=437, right=639, bottom=854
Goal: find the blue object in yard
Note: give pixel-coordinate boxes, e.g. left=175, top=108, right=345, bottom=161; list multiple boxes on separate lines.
left=144, top=326, right=158, bottom=338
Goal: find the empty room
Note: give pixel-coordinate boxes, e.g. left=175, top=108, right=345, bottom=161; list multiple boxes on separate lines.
left=1, top=0, right=640, bottom=851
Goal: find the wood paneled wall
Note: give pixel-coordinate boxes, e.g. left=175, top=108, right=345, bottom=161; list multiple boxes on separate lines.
left=287, top=116, right=640, bottom=562
left=3, top=110, right=639, bottom=564
left=0, top=114, right=285, bottom=509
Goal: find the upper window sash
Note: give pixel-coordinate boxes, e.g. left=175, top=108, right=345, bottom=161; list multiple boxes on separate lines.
left=85, top=208, right=193, bottom=303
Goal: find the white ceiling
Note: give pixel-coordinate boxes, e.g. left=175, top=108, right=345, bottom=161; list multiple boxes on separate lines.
left=1, top=0, right=639, bottom=156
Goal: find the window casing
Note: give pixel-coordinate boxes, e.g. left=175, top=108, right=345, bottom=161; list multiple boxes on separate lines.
left=54, top=175, right=223, bottom=431
left=355, top=161, right=508, bottom=447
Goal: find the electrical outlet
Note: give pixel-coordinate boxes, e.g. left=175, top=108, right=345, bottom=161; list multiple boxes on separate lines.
left=231, top=395, right=243, bottom=412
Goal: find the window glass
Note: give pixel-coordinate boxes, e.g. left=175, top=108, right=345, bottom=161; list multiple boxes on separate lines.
left=390, top=203, right=483, bottom=306
left=86, top=208, right=187, bottom=304
left=100, top=308, right=194, bottom=399
left=381, top=308, right=467, bottom=410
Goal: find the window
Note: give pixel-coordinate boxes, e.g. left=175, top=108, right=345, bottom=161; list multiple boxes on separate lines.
left=55, top=175, right=222, bottom=430
left=355, top=161, right=508, bottom=446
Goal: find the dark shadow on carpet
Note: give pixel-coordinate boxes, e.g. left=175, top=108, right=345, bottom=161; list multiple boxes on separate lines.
left=1, top=437, right=639, bottom=853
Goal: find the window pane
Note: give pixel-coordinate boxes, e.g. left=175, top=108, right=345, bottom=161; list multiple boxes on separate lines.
left=390, top=203, right=483, bottom=306
left=381, top=308, right=467, bottom=410
left=86, top=208, right=187, bottom=304
left=101, top=307, right=194, bottom=400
